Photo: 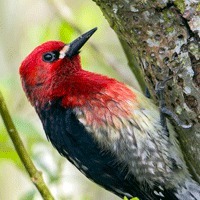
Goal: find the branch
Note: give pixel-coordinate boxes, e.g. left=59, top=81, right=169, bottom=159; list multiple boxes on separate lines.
left=0, top=91, right=54, bottom=200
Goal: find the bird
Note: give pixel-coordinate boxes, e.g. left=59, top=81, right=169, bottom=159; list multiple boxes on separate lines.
left=19, top=27, right=200, bottom=200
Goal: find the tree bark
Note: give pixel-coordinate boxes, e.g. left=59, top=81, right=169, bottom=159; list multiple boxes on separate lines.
left=92, top=0, right=200, bottom=182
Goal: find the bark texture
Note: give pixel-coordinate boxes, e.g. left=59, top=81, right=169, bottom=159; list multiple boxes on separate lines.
left=92, top=0, right=200, bottom=182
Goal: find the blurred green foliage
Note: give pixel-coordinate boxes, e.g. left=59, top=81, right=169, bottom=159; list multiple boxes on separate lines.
left=124, top=196, right=140, bottom=200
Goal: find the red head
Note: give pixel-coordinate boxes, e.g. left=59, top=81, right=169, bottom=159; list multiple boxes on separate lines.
left=20, top=28, right=98, bottom=107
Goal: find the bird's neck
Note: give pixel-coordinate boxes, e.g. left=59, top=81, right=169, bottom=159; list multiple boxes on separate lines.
left=58, top=70, right=119, bottom=107
left=30, top=70, right=118, bottom=109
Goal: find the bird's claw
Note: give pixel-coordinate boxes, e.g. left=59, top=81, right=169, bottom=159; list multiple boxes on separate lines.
left=160, top=107, right=192, bottom=129
left=155, top=76, right=173, bottom=95
left=156, top=77, right=192, bottom=130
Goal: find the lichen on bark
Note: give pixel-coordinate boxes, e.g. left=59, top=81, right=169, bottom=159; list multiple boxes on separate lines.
left=92, top=0, right=200, bottom=182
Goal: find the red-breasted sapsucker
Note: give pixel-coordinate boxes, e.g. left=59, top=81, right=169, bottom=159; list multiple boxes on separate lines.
left=19, top=28, right=200, bottom=200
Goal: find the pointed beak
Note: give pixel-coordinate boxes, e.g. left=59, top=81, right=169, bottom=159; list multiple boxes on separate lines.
left=59, top=27, right=97, bottom=59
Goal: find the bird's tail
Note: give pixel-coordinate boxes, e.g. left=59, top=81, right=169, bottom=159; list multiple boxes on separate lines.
left=174, top=178, right=200, bottom=200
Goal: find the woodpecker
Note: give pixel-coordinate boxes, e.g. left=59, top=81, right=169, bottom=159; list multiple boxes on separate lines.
left=20, top=28, right=200, bottom=200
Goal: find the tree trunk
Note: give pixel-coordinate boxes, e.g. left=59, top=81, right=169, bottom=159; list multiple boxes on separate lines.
left=92, top=0, right=200, bottom=182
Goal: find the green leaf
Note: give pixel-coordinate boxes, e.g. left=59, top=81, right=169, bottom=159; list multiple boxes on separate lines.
left=124, top=196, right=140, bottom=200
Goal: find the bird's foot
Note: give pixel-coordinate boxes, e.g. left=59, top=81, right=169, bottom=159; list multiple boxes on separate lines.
left=155, top=77, right=192, bottom=130
left=160, top=107, right=192, bottom=129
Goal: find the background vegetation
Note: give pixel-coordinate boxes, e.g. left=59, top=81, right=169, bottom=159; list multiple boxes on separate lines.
left=0, top=0, right=140, bottom=199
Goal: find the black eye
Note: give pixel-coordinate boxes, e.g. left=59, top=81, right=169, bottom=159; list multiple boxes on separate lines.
left=42, top=51, right=59, bottom=63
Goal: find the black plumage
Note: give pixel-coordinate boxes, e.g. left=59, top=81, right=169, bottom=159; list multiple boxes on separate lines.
left=36, top=102, right=178, bottom=200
